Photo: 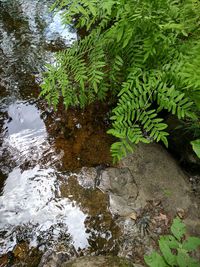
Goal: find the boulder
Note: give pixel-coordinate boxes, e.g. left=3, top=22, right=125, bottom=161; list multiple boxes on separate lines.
left=119, top=143, right=200, bottom=235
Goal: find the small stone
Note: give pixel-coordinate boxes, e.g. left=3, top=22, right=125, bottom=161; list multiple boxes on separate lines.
left=129, top=212, right=137, bottom=221
left=156, top=227, right=162, bottom=234
left=76, top=123, right=82, bottom=129
left=176, top=208, right=185, bottom=219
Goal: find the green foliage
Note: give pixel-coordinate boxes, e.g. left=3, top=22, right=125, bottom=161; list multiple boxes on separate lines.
left=144, top=218, right=200, bottom=267
left=41, top=0, right=200, bottom=162
left=171, top=218, right=186, bottom=242
left=191, top=139, right=200, bottom=159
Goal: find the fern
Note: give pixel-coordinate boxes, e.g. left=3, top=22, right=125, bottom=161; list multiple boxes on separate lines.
left=41, top=0, right=200, bottom=162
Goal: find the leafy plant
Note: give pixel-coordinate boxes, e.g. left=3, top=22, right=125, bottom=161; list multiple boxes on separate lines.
left=191, top=139, right=200, bottom=158
left=144, top=217, right=200, bottom=267
left=41, top=0, right=200, bottom=162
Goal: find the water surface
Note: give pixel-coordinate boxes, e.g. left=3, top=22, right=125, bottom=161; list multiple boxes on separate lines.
left=0, top=1, right=119, bottom=265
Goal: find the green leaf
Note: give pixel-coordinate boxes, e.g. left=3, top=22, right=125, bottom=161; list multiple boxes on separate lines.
left=144, top=251, right=168, bottom=267
left=177, top=249, right=200, bottom=267
left=160, top=235, right=180, bottom=249
left=171, top=218, right=186, bottom=241
left=117, top=26, right=124, bottom=42
left=159, top=238, right=177, bottom=266
left=183, top=237, right=200, bottom=252
left=191, top=140, right=200, bottom=159
left=177, top=249, right=189, bottom=267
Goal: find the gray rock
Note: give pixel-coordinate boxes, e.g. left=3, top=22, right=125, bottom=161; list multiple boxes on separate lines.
left=119, top=143, right=200, bottom=235
left=76, top=167, right=97, bottom=188
left=61, top=256, right=143, bottom=267
left=39, top=253, right=143, bottom=267
left=99, top=168, right=138, bottom=216
left=38, top=250, right=71, bottom=267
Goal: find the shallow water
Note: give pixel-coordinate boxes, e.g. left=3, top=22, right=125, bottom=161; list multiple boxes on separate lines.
left=0, top=1, right=119, bottom=265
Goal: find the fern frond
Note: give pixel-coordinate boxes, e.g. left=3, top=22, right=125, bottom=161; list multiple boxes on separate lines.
left=41, top=0, right=200, bottom=162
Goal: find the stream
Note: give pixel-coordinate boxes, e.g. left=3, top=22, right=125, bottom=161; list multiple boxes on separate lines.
left=0, top=1, right=120, bottom=266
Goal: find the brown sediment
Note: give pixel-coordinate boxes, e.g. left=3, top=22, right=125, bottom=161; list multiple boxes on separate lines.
left=44, top=101, right=115, bottom=171
left=0, top=243, right=42, bottom=267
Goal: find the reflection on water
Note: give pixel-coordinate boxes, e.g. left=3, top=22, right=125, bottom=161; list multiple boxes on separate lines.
left=2, top=101, right=49, bottom=166
left=0, top=100, right=118, bottom=257
left=45, top=11, right=77, bottom=45
left=0, top=0, right=119, bottom=263
left=6, top=102, right=45, bottom=135
left=0, top=167, right=89, bottom=253
left=0, top=0, right=77, bottom=98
